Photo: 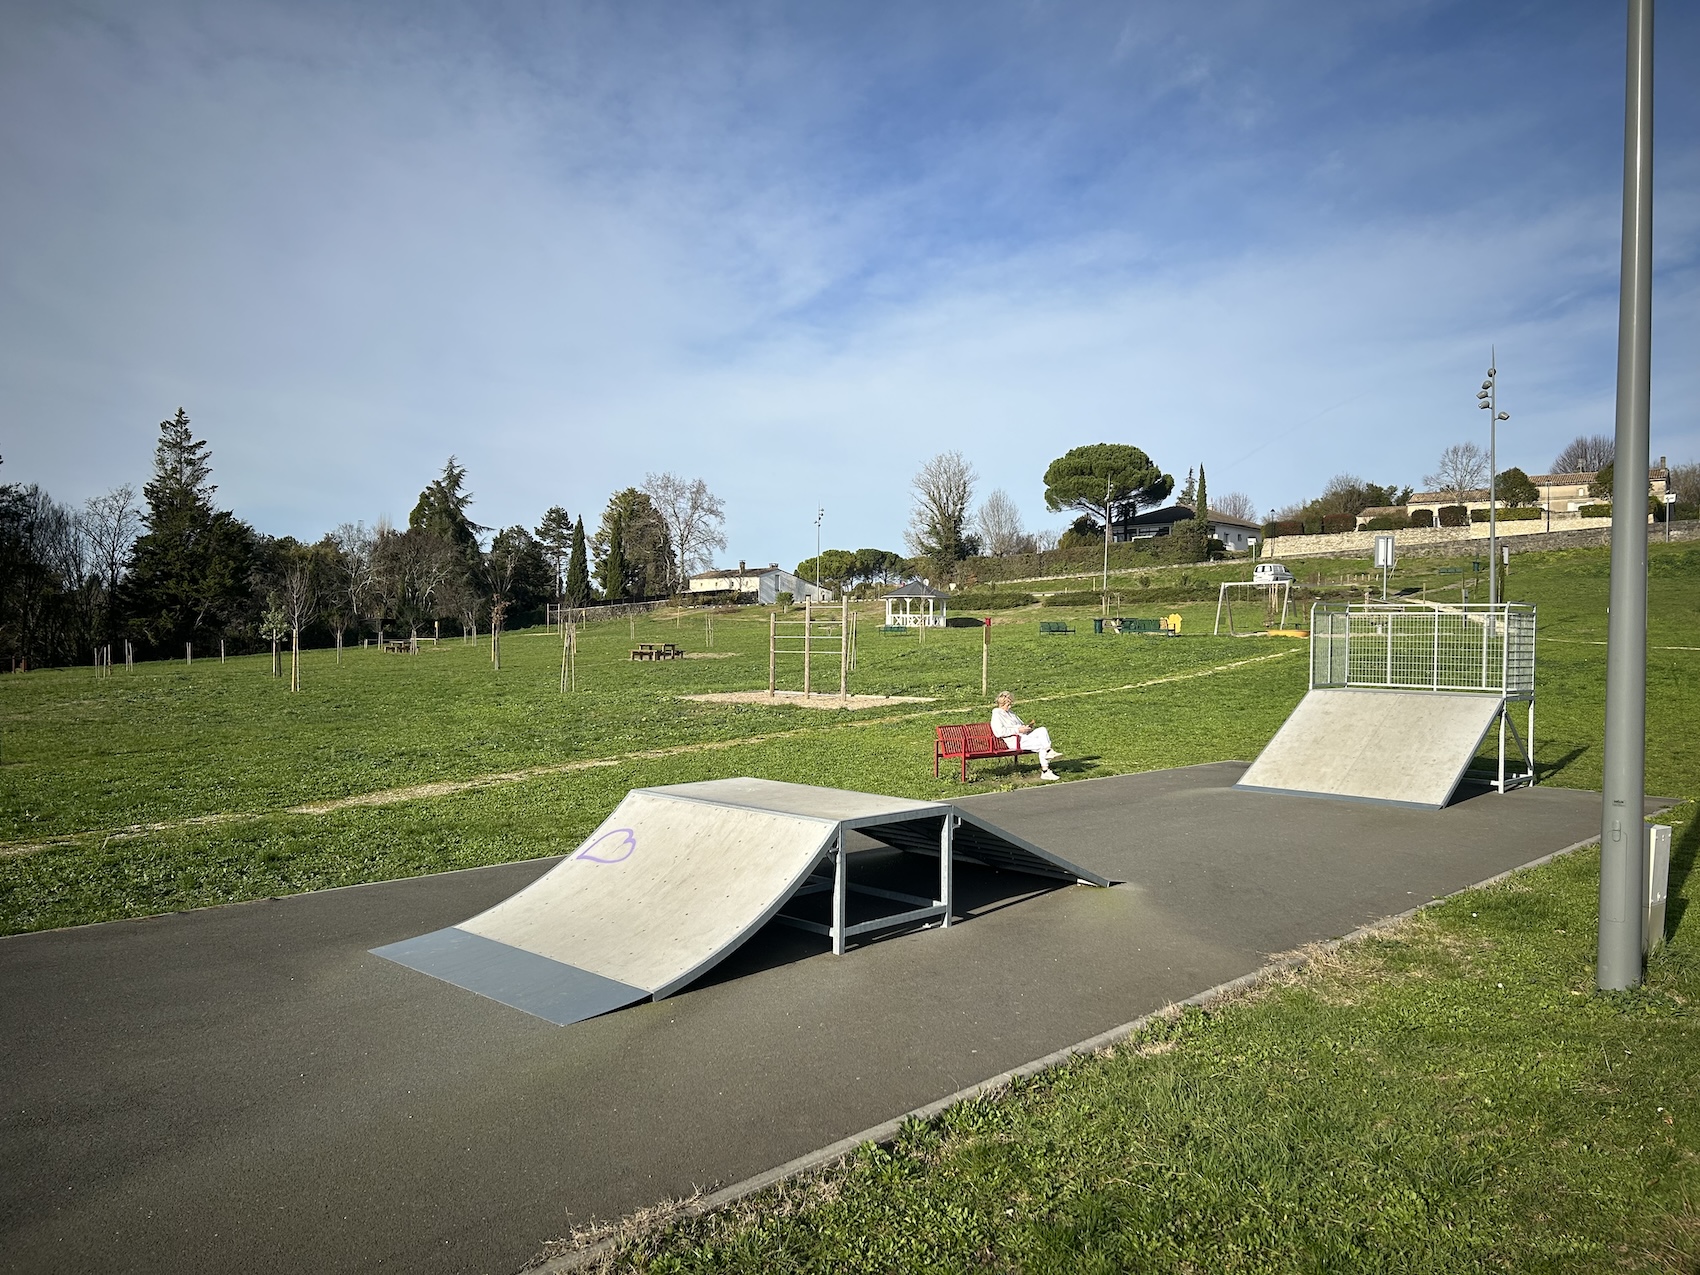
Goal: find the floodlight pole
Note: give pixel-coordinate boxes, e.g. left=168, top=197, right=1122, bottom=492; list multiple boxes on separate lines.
left=1487, top=354, right=1498, bottom=606
left=1102, top=477, right=1112, bottom=602
left=1478, top=351, right=1509, bottom=606
left=814, top=507, right=824, bottom=593
left=1598, top=0, right=1654, bottom=992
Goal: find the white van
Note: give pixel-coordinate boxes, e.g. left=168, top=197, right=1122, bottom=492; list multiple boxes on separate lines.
left=1252, top=562, right=1294, bottom=584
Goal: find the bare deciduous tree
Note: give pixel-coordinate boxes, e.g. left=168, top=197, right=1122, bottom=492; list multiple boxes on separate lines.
left=1668, top=461, right=1700, bottom=507
left=975, top=489, right=1032, bottom=556
left=1552, top=434, right=1615, bottom=475
left=1424, top=443, right=1489, bottom=507
left=283, top=562, right=317, bottom=692
left=260, top=602, right=287, bottom=678
left=1212, top=490, right=1259, bottom=522
left=81, top=484, right=141, bottom=644
left=329, top=522, right=373, bottom=661
left=372, top=526, right=457, bottom=642
left=642, top=473, right=727, bottom=587
left=906, top=451, right=978, bottom=569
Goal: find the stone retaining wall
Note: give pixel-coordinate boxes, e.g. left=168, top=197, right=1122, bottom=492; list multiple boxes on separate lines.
left=1263, top=519, right=1698, bottom=561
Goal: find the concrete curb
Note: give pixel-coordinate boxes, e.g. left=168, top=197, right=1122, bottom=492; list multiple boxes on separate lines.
left=521, top=830, right=1604, bottom=1273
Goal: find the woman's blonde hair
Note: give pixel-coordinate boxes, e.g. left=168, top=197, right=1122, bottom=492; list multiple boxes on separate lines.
left=995, top=690, right=1013, bottom=704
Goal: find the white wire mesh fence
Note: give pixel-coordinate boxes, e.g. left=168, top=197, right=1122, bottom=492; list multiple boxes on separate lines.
left=1310, top=603, right=1536, bottom=697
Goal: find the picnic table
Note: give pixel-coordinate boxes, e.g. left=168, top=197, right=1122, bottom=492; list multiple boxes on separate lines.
left=630, top=643, right=684, bottom=661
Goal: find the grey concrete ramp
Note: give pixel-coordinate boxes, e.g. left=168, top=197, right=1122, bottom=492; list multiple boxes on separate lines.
left=375, top=778, right=1106, bottom=1025
left=1235, top=688, right=1504, bottom=810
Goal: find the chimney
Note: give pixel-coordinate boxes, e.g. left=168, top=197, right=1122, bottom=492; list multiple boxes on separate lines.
left=739, top=559, right=745, bottom=575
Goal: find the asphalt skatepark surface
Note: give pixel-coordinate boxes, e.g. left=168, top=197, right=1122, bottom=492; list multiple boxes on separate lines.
left=0, top=762, right=1641, bottom=1274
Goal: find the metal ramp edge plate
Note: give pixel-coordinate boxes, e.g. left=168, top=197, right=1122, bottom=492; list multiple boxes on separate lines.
left=1234, top=687, right=1504, bottom=810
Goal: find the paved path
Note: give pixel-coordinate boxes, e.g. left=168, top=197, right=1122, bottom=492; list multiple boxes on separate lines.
left=1, top=764, right=1623, bottom=1274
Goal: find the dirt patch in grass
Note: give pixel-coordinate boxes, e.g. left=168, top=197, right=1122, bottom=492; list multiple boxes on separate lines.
left=679, top=690, right=936, bottom=709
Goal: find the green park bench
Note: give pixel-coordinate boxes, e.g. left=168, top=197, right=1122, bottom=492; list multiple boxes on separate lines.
left=1038, top=621, right=1075, bottom=635
left=878, top=624, right=914, bottom=635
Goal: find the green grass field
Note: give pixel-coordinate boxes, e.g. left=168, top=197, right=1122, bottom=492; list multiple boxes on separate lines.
left=5, top=542, right=1700, bottom=1271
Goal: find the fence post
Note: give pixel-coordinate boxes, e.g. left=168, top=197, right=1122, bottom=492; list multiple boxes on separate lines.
left=803, top=600, right=812, bottom=698
left=768, top=611, right=776, bottom=696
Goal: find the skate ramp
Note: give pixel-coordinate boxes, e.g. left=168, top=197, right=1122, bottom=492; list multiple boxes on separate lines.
left=1235, top=688, right=1504, bottom=810
left=374, top=778, right=1107, bottom=1025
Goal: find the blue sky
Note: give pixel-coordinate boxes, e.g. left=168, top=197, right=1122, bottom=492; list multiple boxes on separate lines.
left=4, top=0, right=1696, bottom=564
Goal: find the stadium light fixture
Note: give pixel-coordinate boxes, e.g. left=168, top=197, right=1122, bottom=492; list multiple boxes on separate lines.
left=1478, top=356, right=1509, bottom=607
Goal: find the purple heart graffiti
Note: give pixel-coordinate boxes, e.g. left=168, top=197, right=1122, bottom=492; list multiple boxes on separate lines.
left=575, top=827, right=636, bottom=864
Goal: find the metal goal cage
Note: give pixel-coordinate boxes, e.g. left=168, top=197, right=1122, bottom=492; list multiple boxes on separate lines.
left=1213, top=580, right=1292, bottom=635
left=1309, top=601, right=1537, bottom=792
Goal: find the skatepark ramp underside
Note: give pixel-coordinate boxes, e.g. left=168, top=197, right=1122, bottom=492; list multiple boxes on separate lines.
left=373, top=778, right=1109, bottom=1026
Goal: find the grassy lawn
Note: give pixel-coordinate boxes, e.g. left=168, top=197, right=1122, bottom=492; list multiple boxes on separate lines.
left=2, top=542, right=1697, bottom=936
left=4, top=542, right=1700, bottom=1269
left=582, top=807, right=1700, bottom=1273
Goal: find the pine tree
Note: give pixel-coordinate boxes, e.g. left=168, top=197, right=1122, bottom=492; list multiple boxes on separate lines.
left=564, top=516, right=591, bottom=608
left=1178, top=467, right=1197, bottom=508
left=124, top=409, right=256, bottom=652
left=409, top=457, right=485, bottom=564
left=535, top=505, right=573, bottom=601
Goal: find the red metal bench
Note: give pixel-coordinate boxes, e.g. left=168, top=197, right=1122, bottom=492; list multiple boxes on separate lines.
left=934, top=723, right=1034, bottom=782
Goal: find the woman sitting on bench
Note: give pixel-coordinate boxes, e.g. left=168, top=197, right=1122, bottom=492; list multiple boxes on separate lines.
left=991, top=691, right=1061, bottom=781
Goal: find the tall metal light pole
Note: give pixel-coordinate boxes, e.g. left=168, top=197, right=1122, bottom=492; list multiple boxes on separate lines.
left=1476, top=354, right=1510, bottom=605
left=814, top=507, right=824, bottom=593
left=1598, top=0, right=1654, bottom=992
left=1102, top=477, right=1113, bottom=600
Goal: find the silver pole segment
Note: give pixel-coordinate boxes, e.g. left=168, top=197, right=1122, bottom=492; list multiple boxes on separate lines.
left=832, top=830, right=847, bottom=956
left=939, top=814, right=955, bottom=928
left=1488, top=347, right=1498, bottom=607
left=1599, top=0, right=1654, bottom=992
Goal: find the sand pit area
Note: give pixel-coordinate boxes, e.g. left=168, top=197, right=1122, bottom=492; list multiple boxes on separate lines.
left=680, top=690, right=936, bottom=710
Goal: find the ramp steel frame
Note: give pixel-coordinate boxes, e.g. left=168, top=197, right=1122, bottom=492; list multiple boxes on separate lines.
left=1308, top=601, right=1536, bottom=793
left=774, top=813, right=958, bottom=953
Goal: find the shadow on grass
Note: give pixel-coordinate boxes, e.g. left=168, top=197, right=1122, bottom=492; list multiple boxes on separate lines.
left=1536, top=745, right=1589, bottom=784
left=1663, top=805, right=1700, bottom=941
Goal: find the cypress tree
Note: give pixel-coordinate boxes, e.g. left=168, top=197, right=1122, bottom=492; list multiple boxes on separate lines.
left=598, top=512, right=627, bottom=601
left=564, top=516, right=591, bottom=608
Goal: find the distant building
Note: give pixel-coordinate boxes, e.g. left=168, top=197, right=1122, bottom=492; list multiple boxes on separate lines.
left=1109, top=504, right=1260, bottom=553
left=686, top=560, right=834, bottom=603
left=1358, top=464, right=1670, bottom=528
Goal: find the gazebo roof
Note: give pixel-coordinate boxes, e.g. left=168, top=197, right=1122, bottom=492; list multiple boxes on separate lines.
left=882, top=580, right=950, bottom=600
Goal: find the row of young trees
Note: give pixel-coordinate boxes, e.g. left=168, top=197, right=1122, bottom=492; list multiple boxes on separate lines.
left=0, top=411, right=729, bottom=671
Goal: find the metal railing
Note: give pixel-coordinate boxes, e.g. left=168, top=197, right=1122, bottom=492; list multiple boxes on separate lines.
left=1310, top=602, right=1536, bottom=697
